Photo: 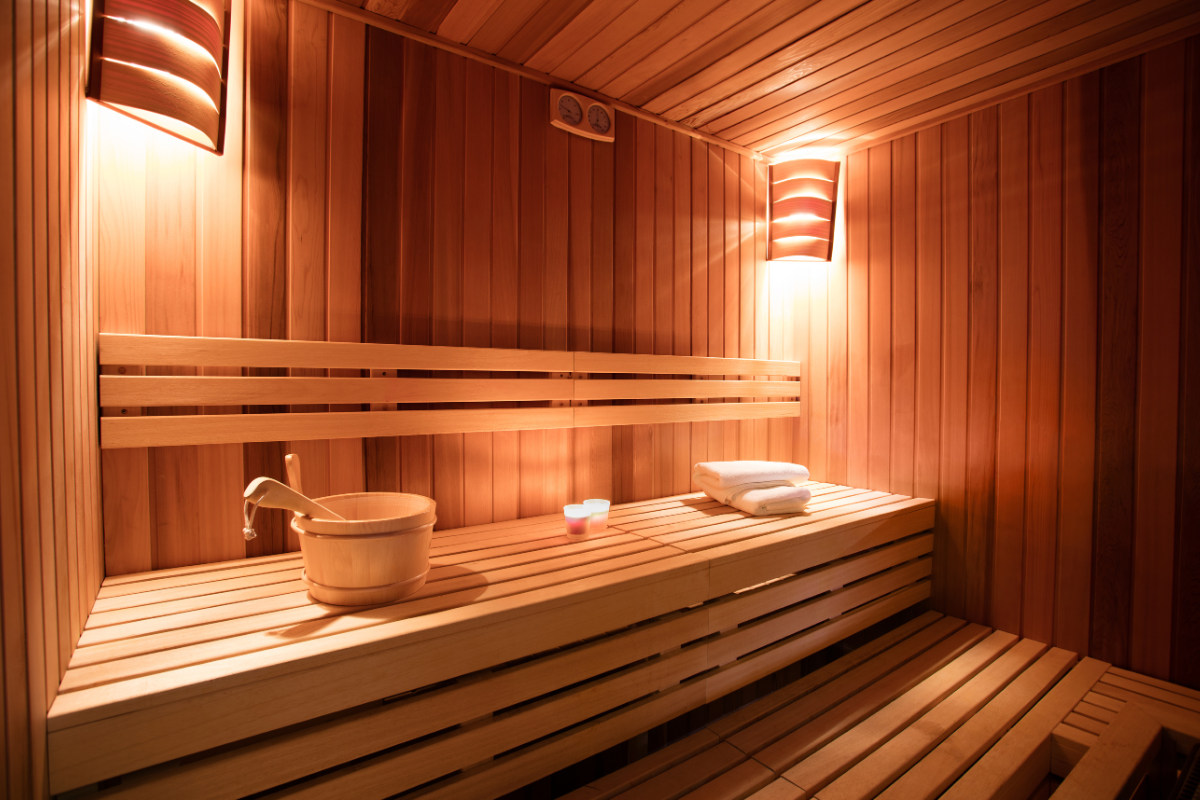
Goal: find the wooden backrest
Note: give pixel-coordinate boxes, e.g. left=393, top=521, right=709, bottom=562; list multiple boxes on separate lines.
left=99, top=334, right=804, bottom=448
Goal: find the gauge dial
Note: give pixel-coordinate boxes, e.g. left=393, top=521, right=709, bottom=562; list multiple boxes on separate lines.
left=587, top=104, right=611, bottom=134
left=558, top=95, right=583, bottom=125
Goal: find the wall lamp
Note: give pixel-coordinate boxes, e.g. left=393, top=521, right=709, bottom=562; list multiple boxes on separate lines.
left=768, top=159, right=839, bottom=262
left=87, top=0, right=231, bottom=153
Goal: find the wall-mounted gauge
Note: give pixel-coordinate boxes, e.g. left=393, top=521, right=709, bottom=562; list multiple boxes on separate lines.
left=550, top=88, right=616, bottom=143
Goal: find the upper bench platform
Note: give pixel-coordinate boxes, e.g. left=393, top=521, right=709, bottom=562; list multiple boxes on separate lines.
left=49, top=483, right=934, bottom=797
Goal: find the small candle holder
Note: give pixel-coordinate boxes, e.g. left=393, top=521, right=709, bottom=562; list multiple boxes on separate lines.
left=583, top=499, right=610, bottom=532
left=564, top=504, right=590, bottom=539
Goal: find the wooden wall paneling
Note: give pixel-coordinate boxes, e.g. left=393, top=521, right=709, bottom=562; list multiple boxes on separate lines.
left=654, top=124, right=673, bottom=499
left=722, top=147, right=739, bottom=462
left=145, top=136, right=201, bottom=569
left=753, top=154, right=773, bottom=466
left=807, top=252, right=830, bottom=481
left=913, top=130, right=941, bottom=503
left=1024, top=84, right=1064, bottom=645
left=868, top=143, right=892, bottom=491
left=1173, top=38, right=1200, bottom=689
left=674, top=132, right=692, bottom=495
left=518, top=76, right=546, bottom=516
left=244, top=0, right=290, bottom=557
left=611, top=111, right=636, bottom=502
left=589, top=133, right=614, bottom=503
left=326, top=13, right=367, bottom=498
left=196, top=0, right=248, bottom=568
left=827, top=154, right=849, bottom=485
left=994, top=94, right=1031, bottom=638
left=1056, top=74, right=1098, bottom=656
left=689, top=137, right=708, bottom=488
left=965, top=106, right=999, bottom=626
left=286, top=0, right=330, bottom=551
left=363, top=27, right=404, bottom=496
left=1131, top=42, right=1185, bottom=679
left=97, top=110, right=151, bottom=576
left=432, top=47, right=466, bottom=530
left=940, top=116, right=969, bottom=620
left=633, top=117, right=655, bottom=501
left=545, top=119, right=569, bottom=509
left=492, top=70, right=520, bottom=520
left=704, top=142, right=723, bottom=466
left=1092, top=60, right=1140, bottom=666
left=399, top=40, right=436, bottom=502
left=738, top=152, right=757, bottom=460
left=890, top=136, right=916, bottom=498
left=462, top=59, right=494, bottom=526
left=846, top=149, right=869, bottom=488
left=45, top=0, right=72, bottom=670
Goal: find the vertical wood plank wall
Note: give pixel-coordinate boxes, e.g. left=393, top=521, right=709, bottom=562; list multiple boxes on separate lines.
left=2, top=0, right=104, bottom=791
left=96, top=0, right=799, bottom=574
left=817, top=36, right=1200, bottom=688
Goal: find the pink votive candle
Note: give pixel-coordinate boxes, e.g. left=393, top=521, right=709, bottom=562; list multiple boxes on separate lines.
left=564, top=504, right=591, bottom=538
left=584, top=499, right=610, bottom=532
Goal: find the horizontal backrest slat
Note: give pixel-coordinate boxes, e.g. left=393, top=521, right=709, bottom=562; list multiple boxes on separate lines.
left=574, top=351, right=804, bottom=377
left=99, top=377, right=800, bottom=407
left=99, top=334, right=805, bottom=377
left=99, top=334, right=574, bottom=372
left=100, top=402, right=804, bottom=448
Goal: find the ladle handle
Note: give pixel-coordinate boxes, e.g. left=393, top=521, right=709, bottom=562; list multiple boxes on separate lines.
left=243, top=477, right=344, bottom=520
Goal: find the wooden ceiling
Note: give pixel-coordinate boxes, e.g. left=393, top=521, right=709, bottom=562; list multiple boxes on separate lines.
left=341, top=0, right=1200, bottom=155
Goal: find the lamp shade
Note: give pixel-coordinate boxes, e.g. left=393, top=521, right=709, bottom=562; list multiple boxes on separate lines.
left=87, top=0, right=231, bottom=153
left=769, top=159, right=840, bottom=262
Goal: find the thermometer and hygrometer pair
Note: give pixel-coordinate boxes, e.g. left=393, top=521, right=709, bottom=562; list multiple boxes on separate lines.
left=550, top=88, right=616, bottom=143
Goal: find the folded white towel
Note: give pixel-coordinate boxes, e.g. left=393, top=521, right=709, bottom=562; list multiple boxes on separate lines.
left=693, top=473, right=794, bottom=504
left=693, top=460, right=810, bottom=489
left=703, top=484, right=812, bottom=516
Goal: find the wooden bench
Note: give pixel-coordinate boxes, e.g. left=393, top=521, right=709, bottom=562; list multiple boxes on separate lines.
left=566, top=614, right=1200, bottom=800
left=50, top=483, right=935, bottom=797
left=65, top=333, right=939, bottom=797
left=561, top=613, right=1080, bottom=800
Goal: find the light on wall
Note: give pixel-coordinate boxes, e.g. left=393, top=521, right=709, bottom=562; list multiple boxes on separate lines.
left=768, top=159, right=840, bottom=262
left=87, top=0, right=231, bottom=153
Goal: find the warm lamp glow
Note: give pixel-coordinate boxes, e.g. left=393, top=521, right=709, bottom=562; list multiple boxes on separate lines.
left=769, top=159, right=839, bottom=262
left=87, top=0, right=231, bottom=153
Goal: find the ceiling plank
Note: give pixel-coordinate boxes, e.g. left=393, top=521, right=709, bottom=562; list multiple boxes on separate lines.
left=835, top=14, right=1200, bottom=154
left=401, top=0, right=459, bottom=33
left=551, top=0, right=683, bottom=83
left=596, top=0, right=775, bottom=101
left=739, top=0, right=1147, bottom=147
left=468, top=0, right=551, bottom=54
left=642, top=0, right=879, bottom=119
left=524, top=0, right=639, bottom=74
left=711, top=0, right=1058, bottom=140
left=693, top=0, right=980, bottom=131
left=758, top=0, right=1195, bottom=152
left=437, top=0, right=506, bottom=43
left=579, top=0, right=729, bottom=93
left=497, top=0, right=596, bottom=64
left=622, top=0, right=822, bottom=108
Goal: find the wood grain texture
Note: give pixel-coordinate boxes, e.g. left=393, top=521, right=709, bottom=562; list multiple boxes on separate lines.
left=98, top=15, right=798, bottom=569
left=3, top=0, right=104, bottom=786
left=804, top=40, right=1198, bottom=683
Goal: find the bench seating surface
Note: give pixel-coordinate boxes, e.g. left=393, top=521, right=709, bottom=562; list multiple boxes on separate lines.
left=564, top=616, right=1200, bottom=800
left=50, top=482, right=936, bottom=797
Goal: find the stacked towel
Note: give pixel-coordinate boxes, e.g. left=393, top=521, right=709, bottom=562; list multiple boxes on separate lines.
left=692, top=461, right=812, bottom=516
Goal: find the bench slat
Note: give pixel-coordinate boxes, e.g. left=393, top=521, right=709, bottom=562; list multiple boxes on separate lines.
left=1053, top=704, right=1162, bottom=800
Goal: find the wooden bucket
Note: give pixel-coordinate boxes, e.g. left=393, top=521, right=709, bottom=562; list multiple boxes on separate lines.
left=291, top=492, right=436, bottom=606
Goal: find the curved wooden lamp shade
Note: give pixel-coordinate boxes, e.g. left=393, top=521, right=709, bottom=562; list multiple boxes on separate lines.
left=769, top=158, right=840, bottom=262
left=87, top=0, right=231, bottom=153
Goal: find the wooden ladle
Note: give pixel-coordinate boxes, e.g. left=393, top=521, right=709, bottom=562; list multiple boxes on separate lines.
left=243, top=477, right=344, bottom=521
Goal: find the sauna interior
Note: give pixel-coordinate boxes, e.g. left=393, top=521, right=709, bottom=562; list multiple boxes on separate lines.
left=5, top=0, right=1200, bottom=796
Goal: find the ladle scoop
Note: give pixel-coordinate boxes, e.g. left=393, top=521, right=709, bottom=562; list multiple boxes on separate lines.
left=241, top=477, right=344, bottom=540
